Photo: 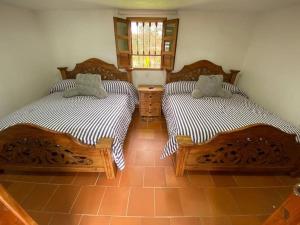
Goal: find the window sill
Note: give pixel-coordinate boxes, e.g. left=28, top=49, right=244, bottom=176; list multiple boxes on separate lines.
left=132, top=68, right=163, bottom=71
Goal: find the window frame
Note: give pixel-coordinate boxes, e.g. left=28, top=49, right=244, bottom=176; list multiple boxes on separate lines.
left=127, top=17, right=166, bottom=71
left=113, top=17, right=179, bottom=71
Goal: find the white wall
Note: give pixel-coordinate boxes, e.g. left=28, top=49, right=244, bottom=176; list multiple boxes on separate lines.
left=175, top=11, right=256, bottom=72
left=39, top=9, right=117, bottom=71
left=239, top=4, right=300, bottom=126
left=38, top=9, right=257, bottom=87
left=0, top=3, right=56, bottom=118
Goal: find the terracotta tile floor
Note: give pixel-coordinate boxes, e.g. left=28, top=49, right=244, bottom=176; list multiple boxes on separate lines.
left=0, top=112, right=299, bottom=225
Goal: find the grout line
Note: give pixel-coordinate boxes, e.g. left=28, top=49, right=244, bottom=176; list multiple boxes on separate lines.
left=77, top=215, right=83, bottom=225
left=47, top=213, right=54, bottom=225
left=20, top=182, right=37, bottom=205
left=125, top=187, right=132, bottom=216
left=108, top=216, right=112, bottom=225
left=68, top=185, right=83, bottom=214
left=42, top=185, right=60, bottom=211
left=94, top=172, right=101, bottom=186
left=97, top=187, right=106, bottom=215
left=154, top=188, right=156, bottom=217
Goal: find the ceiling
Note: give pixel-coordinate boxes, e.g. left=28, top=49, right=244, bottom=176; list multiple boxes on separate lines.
left=1, top=0, right=300, bottom=11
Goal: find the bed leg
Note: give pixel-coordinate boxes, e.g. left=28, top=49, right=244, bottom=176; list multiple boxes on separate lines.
left=97, top=138, right=117, bottom=179
left=175, top=136, right=193, bottom=176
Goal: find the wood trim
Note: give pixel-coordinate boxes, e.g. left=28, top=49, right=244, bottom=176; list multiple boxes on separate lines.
left=263, top=193, right=300, bottom=224
left=166, top=60, right=239, bottom=84
left=97, top=138, right=116, bottom=179
left=127, top=17, right=167, bottom=22
left=57, top=58, right=132, bottom=82
left=0, top=185, right=38, bottom=225
left=173, top=124, right=300, bottom=176
left=113, top=17, right=132, bottom=69
left=0, top=124, right=116, bottom=179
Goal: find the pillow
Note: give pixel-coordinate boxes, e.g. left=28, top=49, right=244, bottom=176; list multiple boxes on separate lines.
left=49, top=79, right=76, bottom=94
left=222, top=82, right=248, bottom=98
left=192, top=75, right=232, bottom=98
left=163, top=80, right=247, bottom=98
left=102, top=80, right=138, bottom=105
left=163, top=81, right=196, bottom=95
left=63, top=74, right=108, bottom=99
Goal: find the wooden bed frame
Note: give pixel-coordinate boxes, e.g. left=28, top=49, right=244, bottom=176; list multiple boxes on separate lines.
left=166, top=60, right=300, bottom=176
left=0, top=58, right=132, bottom=179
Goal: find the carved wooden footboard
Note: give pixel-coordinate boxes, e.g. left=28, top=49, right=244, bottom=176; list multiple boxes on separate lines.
left=0, top=124, right=117, bottom=179
left=174, top=124, right=300, bottom=176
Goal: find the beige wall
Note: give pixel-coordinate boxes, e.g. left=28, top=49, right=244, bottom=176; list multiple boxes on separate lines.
left=0, top=3, right=56, bottom=118
left=238, top=4, right=300, bottom=126
left=38, top=9, right=257, bottom=87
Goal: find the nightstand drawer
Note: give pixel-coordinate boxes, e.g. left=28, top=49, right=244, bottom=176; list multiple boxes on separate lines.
left=140, top=102, right=161, bottom=109
left=140, top=107, right=161, bottom=117
left=139, top=92, right=161, bottom=102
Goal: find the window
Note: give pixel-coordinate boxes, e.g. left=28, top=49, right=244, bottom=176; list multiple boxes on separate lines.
left=113, top=17, right=179, bottom=71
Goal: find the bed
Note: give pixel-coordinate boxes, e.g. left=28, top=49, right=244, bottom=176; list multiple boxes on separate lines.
left=162, top=60, right=300, bottom=176
left=0, top=58, right=136, bottom=179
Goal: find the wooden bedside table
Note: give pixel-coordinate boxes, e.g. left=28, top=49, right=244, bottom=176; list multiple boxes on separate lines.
left=138, top=85, right=164, bottom=117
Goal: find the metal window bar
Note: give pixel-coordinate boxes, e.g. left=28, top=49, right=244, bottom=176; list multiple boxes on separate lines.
left=131, top=21, right=162, bottom=68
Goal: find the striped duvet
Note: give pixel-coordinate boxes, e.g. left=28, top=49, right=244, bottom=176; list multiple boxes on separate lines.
left=162, top=82, right=300, bottom=158
left=0, top=80, right=138, bottom=170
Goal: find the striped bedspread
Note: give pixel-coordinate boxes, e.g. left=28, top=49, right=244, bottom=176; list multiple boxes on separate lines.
left=162, top=87, right=300, bottom=158
left=0, top=83, right=137, bottom=170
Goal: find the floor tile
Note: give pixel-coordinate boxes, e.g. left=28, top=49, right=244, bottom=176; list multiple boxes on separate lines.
left=135, top=150, right=155, bottom=166
left=200, top=217, right=231, bottom=225
left=234, top=175, right=282, bottom=187
left=155, top=151, right=173, bottom=166
left=178, top=188, right=211, bottom=216
left=96, top=172, right=121, bottom=187
left=71, top=186, right=105, bottom=214
left=127, top=187, right=154, bottom=216
left=210, top=172, right=237, bottom=187
left=6, top=182, right=35, bottom=203
left=50, top=214, right=81, bottom=225
left=22, top=184, right=57, bottom=210
left=188, top=172, right=214, bottom=187
left=13, top=173, right=53, bottom=183
left=277, top=175, right=300, bottom=185
left=28, top=211, right=52, bottom=225
left=50, top=173, right=76, bottom=184
left=79, top=216, right=110, bottom=225
left=142, top=217, right=170, bottom=225
left=275, top=186, right=293, bottom=200
left=99, top=187, right=130, bottom=216
left=230, top=187, right=283, bottom=214
left=165, top=167, right=190, bottom=187
left=144, top=167, right=166, bottom=187
left=230, top=215, right=268, bottom=225
left=170, top=217, right=201, bottom=225
left=155, top=188, right=183, bottom=216
left=205, top=188, right=240, bottom=216
left=45, top=185, right=80, bottom=213
left=110, top=217, right=141, bottom=225
left=120, top=166, right=144, bottom=187
left=0, top=181, right=12, bottom=189
left=73, top=173, right=99, bottom=186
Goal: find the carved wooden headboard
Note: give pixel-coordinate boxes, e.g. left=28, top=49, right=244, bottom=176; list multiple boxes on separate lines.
left=166, top=60, right=239, bottom=84
left=57, top=58, right=132, bottom=82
